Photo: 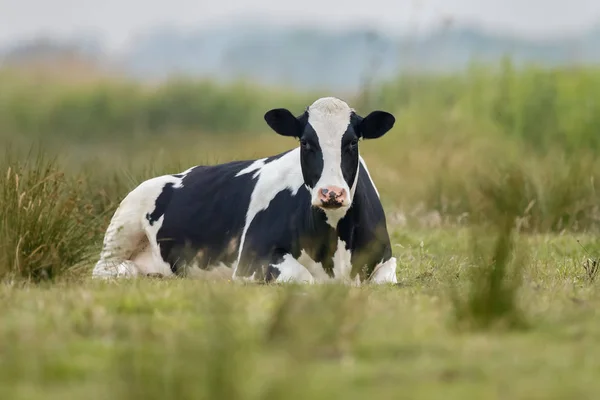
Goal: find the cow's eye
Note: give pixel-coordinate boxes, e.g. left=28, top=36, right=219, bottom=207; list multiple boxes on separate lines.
left=300, top=140, right=310, bottom=150
left=348, top=139, right=359, bottom=149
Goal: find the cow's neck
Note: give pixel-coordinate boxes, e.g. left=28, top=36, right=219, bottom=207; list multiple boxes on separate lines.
left=319, top=208, right=347, bottom=229
left=302, top=188, right=361, bottom=279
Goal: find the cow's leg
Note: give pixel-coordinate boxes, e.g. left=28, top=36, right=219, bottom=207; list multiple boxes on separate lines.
left=265, top=254, right=315, bottom=284
left=92, top=260, right=140, bottom=279
left=369, top=256, right=398, bottom=284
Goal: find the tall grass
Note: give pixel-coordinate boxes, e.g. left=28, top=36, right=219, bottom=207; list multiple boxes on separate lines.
left=451, top=167, right=529, bottom=331
left=0, top=146, right=104, bottom=281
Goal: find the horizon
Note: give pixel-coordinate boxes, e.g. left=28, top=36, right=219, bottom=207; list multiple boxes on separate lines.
left=1, top=0, right=600, bottom=51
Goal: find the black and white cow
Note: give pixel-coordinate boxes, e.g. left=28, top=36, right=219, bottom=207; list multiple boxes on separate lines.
left=92, top=97, right=398, bottom=284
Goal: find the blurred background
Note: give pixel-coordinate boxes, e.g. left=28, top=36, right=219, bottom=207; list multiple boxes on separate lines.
left=2, top=0, right=600, bottom=89
left=2, top=0, right=600, bottom=244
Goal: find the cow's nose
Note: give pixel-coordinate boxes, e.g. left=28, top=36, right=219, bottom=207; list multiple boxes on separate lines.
left=317, top=186, right=347, bottom=208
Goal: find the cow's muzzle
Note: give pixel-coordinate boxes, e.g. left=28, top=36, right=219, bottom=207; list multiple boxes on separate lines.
left=316, top=186, right=348, bottom=209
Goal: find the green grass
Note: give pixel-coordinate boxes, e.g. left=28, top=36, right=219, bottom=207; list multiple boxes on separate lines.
left=0, top=146, right=105, bottom=281
left=0, top=228, right=598, bottom=399
left=2, top=60, right=600, bottom=398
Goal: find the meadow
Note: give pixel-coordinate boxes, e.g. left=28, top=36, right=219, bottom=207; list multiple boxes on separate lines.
left=1, top=59, right=600, bottom=398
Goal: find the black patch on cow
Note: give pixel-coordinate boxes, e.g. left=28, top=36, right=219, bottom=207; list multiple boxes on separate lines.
left=265, top=265, right=281, bottom=282
left=264, top=249, right=286, bottom=283
left=146, top=182, right=176, bottom=226
left=299, top=124, right=324, bottom=189
left=343, top=162, right=393, bottom=281
left=155, top=159, right=260, bottom=274
left=340, top=120, right=360, bottom=190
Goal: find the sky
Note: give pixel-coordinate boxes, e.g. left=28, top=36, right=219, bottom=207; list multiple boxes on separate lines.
left=1, top=0, right=600, bottom=51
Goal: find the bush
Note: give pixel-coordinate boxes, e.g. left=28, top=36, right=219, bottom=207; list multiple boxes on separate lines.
left=0, top=146, right=104, bottom=281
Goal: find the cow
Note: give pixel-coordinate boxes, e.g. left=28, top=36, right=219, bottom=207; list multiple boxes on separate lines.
left=92, top=97, right=398, bottom=285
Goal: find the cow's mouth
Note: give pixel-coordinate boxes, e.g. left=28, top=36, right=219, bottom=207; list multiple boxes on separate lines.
left=319, top=200, right=346, bottom=210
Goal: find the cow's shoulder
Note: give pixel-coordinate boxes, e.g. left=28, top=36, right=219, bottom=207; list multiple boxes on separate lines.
left=240, top=148, right=304, bottom=219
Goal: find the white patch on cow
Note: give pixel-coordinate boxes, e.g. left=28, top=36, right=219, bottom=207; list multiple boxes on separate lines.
left=236, top=158, right=267, bottom=177
left=297, top=250, right=331, bottom=282
left=273, top=254, right=315, bottom=283
left=331, top=238, right=356, bottom=284
left=358, top=156, right=380, bottom=198
left=322, top=208, right=346, bottom=229
left=308, top=98, right=353, bottom=200
left=91, top=261, right=139, bottom=279
left=306, top=97, right=357, bottom=228
left=369, top=257, right=398, bottom=284
left=175, top=166, right=196, bottom=188
left=292, top=239, right=360, bottom=285
left=322, top=163, right=362, bottom=228
left=92, top=172, right=188, bottom=279
left=233, top=149, right=304, bottom=279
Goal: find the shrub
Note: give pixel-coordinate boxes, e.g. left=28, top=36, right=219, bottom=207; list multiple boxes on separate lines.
left=0, top=146, right=104, bottom=281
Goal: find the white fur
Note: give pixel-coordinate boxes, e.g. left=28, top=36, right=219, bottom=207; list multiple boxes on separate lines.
left=236, top=158, right=267, bottom=177
left=331, top=238, right=357, bottom=285
left=272, top=254, right=315, bottom=283
left=369, top=257, right=398, bottom=284
left=282, top=239, right=360, bottom=285
left=358, top=155, right=379, bottom=198
left=92, top=173, right=188, bottom=279
left=297, top=250, right=331, bottom=282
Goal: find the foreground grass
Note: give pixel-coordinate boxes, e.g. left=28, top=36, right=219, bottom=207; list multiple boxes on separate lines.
left=1, top=227, right=599, bottom=400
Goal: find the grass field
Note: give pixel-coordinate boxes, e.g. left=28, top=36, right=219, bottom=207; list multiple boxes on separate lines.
left=2, top=61, right=600, bottom=398
left=1, top=227, right=599, bottom=399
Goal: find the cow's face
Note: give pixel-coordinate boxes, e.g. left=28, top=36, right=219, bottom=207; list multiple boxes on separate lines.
left=264, top=97, right=395, bottom=212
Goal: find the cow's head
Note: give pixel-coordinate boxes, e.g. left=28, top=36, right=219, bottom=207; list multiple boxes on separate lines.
left=264, top=97, right=395, bottom=213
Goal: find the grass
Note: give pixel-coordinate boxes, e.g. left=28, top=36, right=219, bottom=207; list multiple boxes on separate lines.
left=0, top=228, right=598, bottom=399
left=0, top=146, right=105, bottom=281
left=1, top=61, right=600, bottom=397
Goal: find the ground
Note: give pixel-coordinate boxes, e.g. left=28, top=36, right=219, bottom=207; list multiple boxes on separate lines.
left=0, top=226, right=598, bottom=400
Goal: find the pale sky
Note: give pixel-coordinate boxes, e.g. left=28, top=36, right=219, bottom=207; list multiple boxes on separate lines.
left=1, top=0, right=599, bottom=50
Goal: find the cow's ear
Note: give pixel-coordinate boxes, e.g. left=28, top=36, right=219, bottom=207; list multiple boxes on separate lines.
left=264, top=108, right=303, bottom=138
left=357, top=111, right=395, bottom=139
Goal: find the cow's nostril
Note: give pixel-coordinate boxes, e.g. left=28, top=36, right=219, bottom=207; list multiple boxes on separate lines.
left=321, top=188, right=329, bottom=196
